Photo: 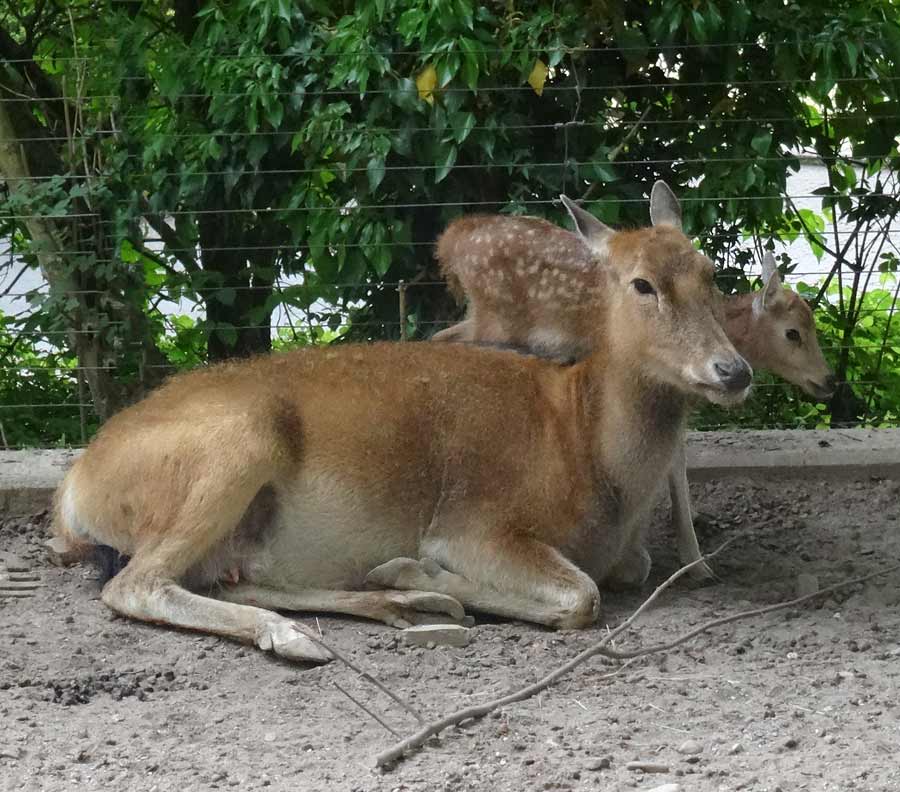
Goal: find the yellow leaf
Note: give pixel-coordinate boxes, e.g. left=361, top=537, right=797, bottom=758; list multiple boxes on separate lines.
left=416, top=64, right=437, bottom=105
left=527, top=59, right=548, bottom=96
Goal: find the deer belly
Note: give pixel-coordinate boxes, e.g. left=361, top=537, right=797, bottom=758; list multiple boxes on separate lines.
left=237, top=473, right=424, bottom=590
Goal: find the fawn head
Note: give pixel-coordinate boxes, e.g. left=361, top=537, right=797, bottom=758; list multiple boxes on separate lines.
left=561, top=182, right=752, bottom=406
left=749, top=252, right=835, bottom=399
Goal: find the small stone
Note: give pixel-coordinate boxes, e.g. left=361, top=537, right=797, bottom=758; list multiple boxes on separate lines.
left=676, top=738, right=702, bottom=755
left=796, top=573, right=819, bottom=598
left=0, top=746, right=22, bottom=760
left=584, top=756, right=611, bottom=771
left=401, top=624, right=470, bottom=648
left=44, top=537, right=84, bottom=567
left=263, top=733, right=276, bottom=743
left=728, top=742, right=744, bottom=755
left=646, top=785, right=680, bottom=792
left=782, top=737, right=799, bottom=750
left=626, top=761, right=670, bottom=773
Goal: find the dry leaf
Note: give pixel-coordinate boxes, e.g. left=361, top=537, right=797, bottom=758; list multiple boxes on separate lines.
left=527, top=59, right=548, bottom=96
left=416, top=64, right=438, bottom=105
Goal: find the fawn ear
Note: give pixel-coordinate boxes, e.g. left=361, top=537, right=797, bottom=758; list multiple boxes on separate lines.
left=649, top=180, right=682, bottom=229
left=560, top=194, right=615, bottom=255
left=753, top=252, right=785, bottom=315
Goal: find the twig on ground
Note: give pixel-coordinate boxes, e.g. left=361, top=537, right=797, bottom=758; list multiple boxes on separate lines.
left=307, top=634, right=424, bottom=725
left=375, top=547, right=900, bottom=768
left=375, top=658, right=636, bottom=767
left=333, top=682, right=400, bottom=737
left=597, top=562, right=900, bottom=662
left=600, top=535, right=739, bottom=648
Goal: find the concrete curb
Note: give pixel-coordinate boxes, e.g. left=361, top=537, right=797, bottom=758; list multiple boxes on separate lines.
left=1, top=429, right=899, bottom=517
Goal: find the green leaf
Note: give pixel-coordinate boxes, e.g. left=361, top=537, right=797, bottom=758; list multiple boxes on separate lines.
left=276, top=0, right=292, bottom=23
left=435, top=144, right=458, bottom=183
left=591, top=162, right=617, bottom=183
left=450, top=112, right=476, bottom=144
left=213, top=287, right=236, bottom=306
left=750, top=131, right=772, bottom=156
left=214, top=322, right=238, bottom=348
left=843, top=41, right=858, bottom=75
left=367, top=156, right=386, bottom=191
left=267, top=101, right=284, bottom=129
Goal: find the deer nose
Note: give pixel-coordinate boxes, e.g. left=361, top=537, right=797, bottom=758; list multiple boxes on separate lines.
left=714, top=359, right=753, bottom=392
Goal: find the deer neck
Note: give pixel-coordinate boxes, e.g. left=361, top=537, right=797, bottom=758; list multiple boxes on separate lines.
left=578, top=345, right=689, bottom=483
left=722, top=292, right=764, bottom=370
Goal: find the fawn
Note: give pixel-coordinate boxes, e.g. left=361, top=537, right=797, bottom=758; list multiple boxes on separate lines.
left=52, top=183, right=750, bottom=663
left=434, top=187, right=835, bottom=579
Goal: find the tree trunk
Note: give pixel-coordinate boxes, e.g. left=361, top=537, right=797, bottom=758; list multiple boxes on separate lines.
left=0, top=101, right=123, bottom=419
left=198, top=213, right=273, bottom=361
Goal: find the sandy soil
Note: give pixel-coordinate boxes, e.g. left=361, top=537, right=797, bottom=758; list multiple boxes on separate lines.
left=1, top=477, right=899, bottom=792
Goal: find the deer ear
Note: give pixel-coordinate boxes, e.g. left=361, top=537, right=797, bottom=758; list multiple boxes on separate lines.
left=560, top=194, right=614, bottom=255
left=649, top=180, right=682, bottom=229
left=753, top=254, right=784, bottom=315
left=760, top=251, right=778, bottom=281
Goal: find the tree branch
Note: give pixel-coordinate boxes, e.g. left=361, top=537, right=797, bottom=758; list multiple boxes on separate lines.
left=140, top=203, right=199, bottom=272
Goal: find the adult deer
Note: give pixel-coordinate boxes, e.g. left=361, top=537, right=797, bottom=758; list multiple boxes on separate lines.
left=434, top=186, right=835, bottom=579
left=52, top=183, right=750, bottom=664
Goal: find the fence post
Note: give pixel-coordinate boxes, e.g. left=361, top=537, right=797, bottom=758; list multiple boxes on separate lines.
left=76, top=367, right=87, bottom=446
left=398, top=280, right=408, bottom=341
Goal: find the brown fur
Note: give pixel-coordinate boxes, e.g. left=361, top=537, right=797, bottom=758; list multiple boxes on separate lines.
left=53, top=214, right=748, bottom=662
left=433, top=203, right=834, bottom=581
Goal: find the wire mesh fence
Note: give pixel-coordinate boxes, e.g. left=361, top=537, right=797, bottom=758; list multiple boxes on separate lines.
left=2, top=12, right=900, bottom=448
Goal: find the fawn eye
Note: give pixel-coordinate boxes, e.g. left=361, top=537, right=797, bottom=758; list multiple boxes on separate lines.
left=632, top=278, right=656, bottom=296
left=786, top=328, right=801, bottom=343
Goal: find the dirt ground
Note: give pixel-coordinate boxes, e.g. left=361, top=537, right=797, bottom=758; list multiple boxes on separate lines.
left=1, top=477, right=899, bottom=792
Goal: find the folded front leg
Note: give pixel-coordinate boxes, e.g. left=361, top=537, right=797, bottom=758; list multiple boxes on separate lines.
left=366, top=528, right=600, bottom=629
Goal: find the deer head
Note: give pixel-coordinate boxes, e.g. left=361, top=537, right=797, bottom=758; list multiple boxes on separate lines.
left=741, top=252, right=836, bottom=399
left=562, top=182, right=752, bottom=406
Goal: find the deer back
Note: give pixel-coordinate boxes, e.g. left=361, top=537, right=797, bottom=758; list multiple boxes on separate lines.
left=435, top=214, right=603, bottom=360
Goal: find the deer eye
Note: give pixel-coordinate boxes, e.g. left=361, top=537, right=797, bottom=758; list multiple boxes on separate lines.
left=632, top=278, right=656, bottom=296
left=786, top=328, right=801, bottom=343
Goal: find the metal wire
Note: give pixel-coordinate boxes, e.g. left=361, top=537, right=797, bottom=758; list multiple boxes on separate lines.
left=10, top=116, right=900, bottom=144
left=7, top=191, right=897, bottom=222
left=11, top=152, right=899, bottom=182
left=2, top=74, right=895, bottom=104
left=3, top=38, right=883, bottom=64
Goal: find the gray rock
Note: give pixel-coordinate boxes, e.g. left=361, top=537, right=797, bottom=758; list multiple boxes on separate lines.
left=626, top=761, right=670, bottom=773
left=584, top=756, right=611, bottom=771
left=676, top=738, right=702, bottom=755
left=401, top=624, right=470, bottom=648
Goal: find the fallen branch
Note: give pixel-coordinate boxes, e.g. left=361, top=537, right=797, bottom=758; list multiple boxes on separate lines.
left=598, top=561, right=900, bottom=662
left=375, top=551, right=900, bottom=768
left=333, top=681, right=400, bottom=738
left=374, top=538, right=737, bottom=767
left=308, top=633, right=424, bottom=725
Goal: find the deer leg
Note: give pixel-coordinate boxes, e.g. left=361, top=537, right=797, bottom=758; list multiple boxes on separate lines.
left=365, top=531, right=600, bottom=629
left=669, top=443, right=717, bottom=582
left=216, top=584, right=466, bottom=629
left=604, top=542, right=652, bottom=590
left=431, top=318, right=474, bottom=343
left=98, top=461, right=335, bottom=663
left=101, top=567, right=331, bottom=663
